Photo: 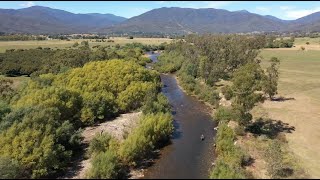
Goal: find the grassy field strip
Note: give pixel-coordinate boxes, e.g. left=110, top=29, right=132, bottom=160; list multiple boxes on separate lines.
left=255, top=49, right=320, bottom=178
left=0, top=38, right=173, bottom=53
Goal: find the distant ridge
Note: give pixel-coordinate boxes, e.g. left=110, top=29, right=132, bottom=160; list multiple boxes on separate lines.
left=1, top=6, right=320, bottom=34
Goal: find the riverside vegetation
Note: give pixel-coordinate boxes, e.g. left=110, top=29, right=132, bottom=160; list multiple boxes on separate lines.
left=155, top=34, right=308, bottom=179
left=0, top=42, right=173, bottom=179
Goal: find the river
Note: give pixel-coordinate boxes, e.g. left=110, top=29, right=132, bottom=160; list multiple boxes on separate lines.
left=143, top=52, right=216, bottom=179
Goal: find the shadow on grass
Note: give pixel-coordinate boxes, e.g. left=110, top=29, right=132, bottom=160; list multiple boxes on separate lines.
left=271, top=96, right=295, bottom=102
left=246, top=118, right=295, bottom=139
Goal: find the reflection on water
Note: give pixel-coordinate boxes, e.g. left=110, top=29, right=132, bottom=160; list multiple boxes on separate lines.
left=143, top=53, right=217, bottom=179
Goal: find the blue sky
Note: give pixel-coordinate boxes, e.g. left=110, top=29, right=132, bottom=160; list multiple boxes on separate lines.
left=1, top=1, right=320, bottom=20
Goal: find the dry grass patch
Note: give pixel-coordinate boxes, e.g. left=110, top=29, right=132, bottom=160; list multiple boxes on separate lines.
left=251, top=49, right=320, bottom=178
left=0, top=38, right=172, bottom=53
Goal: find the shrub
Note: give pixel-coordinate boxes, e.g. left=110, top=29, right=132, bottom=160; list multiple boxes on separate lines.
left=210, top=160, right=246, bottom=179
left=0, top=157, right=23, bottom=179
left=119, top=113, right=173, bottom=165
left=234, top=125, right=246, bottom=136
left=86, top=150, right=121, bottom=179
left=214, top=106, right=235, bottom=122
left=88, top=133, right=113, bottom=156
left=210, top=122, right=249, bottom=179
left=221, top=85, right=233, bottom=100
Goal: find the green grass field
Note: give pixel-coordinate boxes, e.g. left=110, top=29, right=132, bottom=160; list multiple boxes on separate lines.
left=254, top=49, right=320, bottom=178
left=0, top=37, right=173, bottom=53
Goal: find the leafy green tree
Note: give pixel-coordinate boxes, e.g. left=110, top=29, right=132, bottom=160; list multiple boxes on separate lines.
left=263, top=57, right=280, bottom=100
left=230, top=63, right=265, bottom=126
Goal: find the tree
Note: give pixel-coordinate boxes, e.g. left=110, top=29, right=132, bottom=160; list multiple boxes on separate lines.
left=263, top=57, right=280, bottom=100
left=230, top=63, right=265, bottom=126
left=72, top=42, right=79, bottom=47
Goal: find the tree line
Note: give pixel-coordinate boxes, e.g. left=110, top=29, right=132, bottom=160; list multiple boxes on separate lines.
left=0, top=42, right=165, bottom=77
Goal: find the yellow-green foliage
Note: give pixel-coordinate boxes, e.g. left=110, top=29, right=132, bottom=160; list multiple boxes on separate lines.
left=0, top=59, right=161, bottom=178
left=86, top=150, right=121, bottom=179
left=119, top=113, right=173, bottom=165
left=88, top=132, right=119, bottom=157
left=13, top=60, right=160, bottom=125
left=14, top=86, right=82, bottom=122
left=0, top=106, right=75, bottom=178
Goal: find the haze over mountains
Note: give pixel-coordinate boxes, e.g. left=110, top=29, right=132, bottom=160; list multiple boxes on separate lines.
left=1, top=6, right=320, bottom=34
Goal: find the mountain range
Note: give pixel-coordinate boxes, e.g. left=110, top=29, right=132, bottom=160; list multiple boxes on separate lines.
left=1, top=6, right=320, bottom=34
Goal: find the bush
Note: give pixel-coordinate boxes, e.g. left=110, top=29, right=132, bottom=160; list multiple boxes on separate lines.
left=210, top=122, right=249, bottom=179
left=210, top=160, right=246, bottom=179
left=119, top=113, right=173, bottom=165
left=234, top=125, right=246, bottom=136
left=88, top=133, right=113, bottom=156
left=142, top=92, right=171, bottom=114
left=264, top=140, right=291, bottom=178
left=214, top=106, right=235, bottom=122
left=221, top=85, right=233, bottom=100
left=86, top=150, right=121, bottom=179
left=0, top=157, right=23, bottom=179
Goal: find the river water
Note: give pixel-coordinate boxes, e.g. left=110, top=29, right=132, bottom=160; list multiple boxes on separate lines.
left=143, top=53, right=216, bottom=179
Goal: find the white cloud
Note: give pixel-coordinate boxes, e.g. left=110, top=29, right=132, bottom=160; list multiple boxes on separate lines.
left=20, top=1, right=35, bottom=8
left=156, top=1, right=166, bottom=4
left=256, top=6, right=270, bottom=12
left=284, top=7, right=320, bottom=19
left=174, top=1, right=235, bottom=9
left=203, top=1, right=234, bottom=8
left=280, top=6, right=295, bottom=10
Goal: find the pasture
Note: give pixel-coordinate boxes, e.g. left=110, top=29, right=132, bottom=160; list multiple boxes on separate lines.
left=253, top=49, right=320, bottom=178
left=0, top=37, right=173, bottom=53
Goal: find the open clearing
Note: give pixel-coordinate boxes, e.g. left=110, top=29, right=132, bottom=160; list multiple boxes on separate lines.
left=63, top=111, right=142, bottom=179
left=0, top=75, right=29, bottom=89
left=0, top=37, right=173, bottom=53
left=253, top=49, right=320, bottom=178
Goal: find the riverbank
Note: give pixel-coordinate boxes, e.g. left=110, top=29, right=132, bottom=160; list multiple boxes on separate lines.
left=59, top=112, right=143, bottom=179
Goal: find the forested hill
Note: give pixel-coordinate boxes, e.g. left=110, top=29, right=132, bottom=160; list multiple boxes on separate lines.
left=2, top=6, right=320, bottom=34
left=103, top=7, right=320, bottom=34
left=0, top=6, right=127, bottom=34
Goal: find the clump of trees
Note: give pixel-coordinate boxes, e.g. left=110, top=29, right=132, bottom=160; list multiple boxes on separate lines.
left=0, top=59, right=164, bottom=178
left=0, top=42, right=162, bottom=77
left=265, top=36, right=294, bottom=48
left=0, top=34, right=46, bottom=41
